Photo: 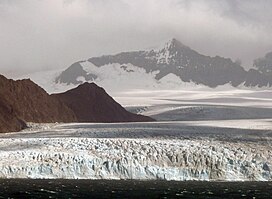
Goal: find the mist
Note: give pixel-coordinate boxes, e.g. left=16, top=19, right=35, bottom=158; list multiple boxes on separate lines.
left=0, top=0, right=272, bottom=77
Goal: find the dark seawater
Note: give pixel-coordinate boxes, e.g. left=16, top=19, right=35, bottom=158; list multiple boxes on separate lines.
left=0, top=179, right=271, bottom=199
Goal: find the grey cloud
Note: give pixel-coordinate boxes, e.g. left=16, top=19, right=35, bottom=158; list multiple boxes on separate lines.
left=0, top=0, right=271, bottom=77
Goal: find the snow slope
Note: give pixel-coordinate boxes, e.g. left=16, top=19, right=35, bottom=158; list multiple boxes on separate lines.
left=16, top=62, right=202, bottom=96
left=16, top=67, right=272, bottom=108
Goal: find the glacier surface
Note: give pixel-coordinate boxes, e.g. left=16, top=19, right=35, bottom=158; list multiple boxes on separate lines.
left=0, top=121, right=271, bottom=181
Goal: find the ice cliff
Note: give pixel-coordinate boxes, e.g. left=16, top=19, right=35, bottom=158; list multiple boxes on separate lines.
left=0, top=138, right=270, bottom=181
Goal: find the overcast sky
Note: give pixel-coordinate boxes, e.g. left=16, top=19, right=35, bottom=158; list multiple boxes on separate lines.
left=1, top=0, right=272, bottom=77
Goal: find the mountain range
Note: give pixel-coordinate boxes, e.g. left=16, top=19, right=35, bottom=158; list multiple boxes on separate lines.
left=55, top=38, right=272, bottom=89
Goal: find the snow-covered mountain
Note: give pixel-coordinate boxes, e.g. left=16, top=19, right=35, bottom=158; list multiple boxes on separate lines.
left=55, top=38, right=272, bottom=90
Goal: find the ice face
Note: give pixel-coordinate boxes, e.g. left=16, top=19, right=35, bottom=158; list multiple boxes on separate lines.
left=0, top=136, right=270, bottom=181
left=0, top=119, right=271, bottom=181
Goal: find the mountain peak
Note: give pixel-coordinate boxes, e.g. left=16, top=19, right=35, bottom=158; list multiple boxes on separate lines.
left=157, top=38, right=190, bottom=53
left=151, top=38, right=192, bottom=64
left=65, top=82, right=105, bottom=95
left=170, top=38, right=180, bottom=45
left=79, top=82, right=98, bottom=88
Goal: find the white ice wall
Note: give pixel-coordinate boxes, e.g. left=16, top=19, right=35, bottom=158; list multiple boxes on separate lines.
left=0, top=138, right=270, bottom=181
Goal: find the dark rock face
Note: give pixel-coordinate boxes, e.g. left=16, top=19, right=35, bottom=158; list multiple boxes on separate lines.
left=0, top=74, right=77, bottom=132
left=55, top=62, right=97, bottom=85
left=0, top=96, right=26, bottom=133
left=252, top=52, right=272, bottom=87
left=0, top=75, right=77, bottom=123
left=0, top=74, right=153, bottom=133
left=254, top=52, right=272, bottom=74
left=244, top=69, right=271, bottom=87
left=56, top=38, right=272, bottom=88
left=53, top=82, right=155, bottom=123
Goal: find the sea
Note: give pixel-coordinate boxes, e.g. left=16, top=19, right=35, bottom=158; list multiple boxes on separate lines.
left=0, top=179, right=271, bottom=199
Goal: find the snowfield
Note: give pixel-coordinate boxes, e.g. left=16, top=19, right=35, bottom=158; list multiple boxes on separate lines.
left=0, top=121, right=271, bottom=181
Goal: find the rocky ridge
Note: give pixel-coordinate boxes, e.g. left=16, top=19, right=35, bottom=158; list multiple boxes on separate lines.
left=53, top=82, right=154, bottom=123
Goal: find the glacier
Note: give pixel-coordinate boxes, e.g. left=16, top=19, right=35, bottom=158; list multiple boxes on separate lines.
left=0, top=124, right=271, bottom=181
